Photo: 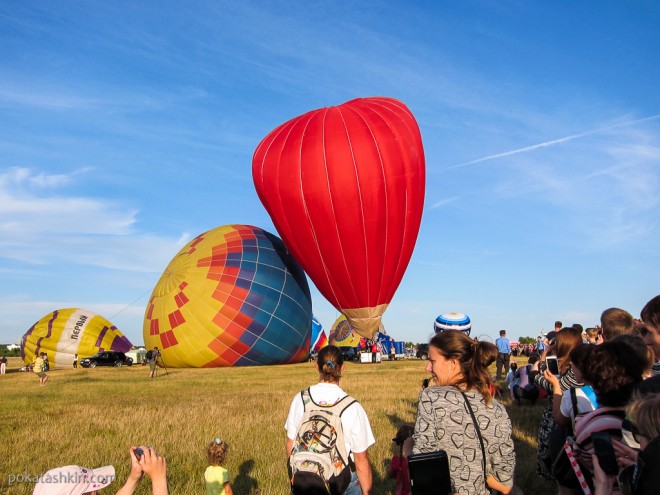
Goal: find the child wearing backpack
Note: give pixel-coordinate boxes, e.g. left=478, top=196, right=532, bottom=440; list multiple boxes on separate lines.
left=205, top=437, right=233, bottom=495
left=284, top=345, right=375, bottom=495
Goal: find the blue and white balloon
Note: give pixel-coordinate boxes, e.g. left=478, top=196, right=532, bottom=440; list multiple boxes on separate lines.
left=434, top=312, right=471, bottom=335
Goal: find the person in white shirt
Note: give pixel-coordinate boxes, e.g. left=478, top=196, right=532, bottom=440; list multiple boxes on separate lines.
left=285, top=345, right=375, bottom=494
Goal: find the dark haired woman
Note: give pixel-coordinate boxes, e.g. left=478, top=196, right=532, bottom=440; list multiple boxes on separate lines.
left=572, top=340, right=645, bottom=475
left=412, top=330, right=515, bottom=495
left=545, top=343, right=598, bottom=431
left=284, top=345, right=375, bottom=494
left=531, top=326, right=583, bottom=482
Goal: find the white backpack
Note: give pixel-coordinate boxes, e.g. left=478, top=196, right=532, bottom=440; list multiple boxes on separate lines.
left=289, top=388, right=356, bottom=494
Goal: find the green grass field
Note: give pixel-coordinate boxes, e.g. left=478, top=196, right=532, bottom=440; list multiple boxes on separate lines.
left=0, top=357, right=555, bottom=494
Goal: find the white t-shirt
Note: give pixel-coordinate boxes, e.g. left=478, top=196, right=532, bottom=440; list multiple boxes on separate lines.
left=560, top=386, right=598, bottom=423
left=285, top=382, right=375, bottom=456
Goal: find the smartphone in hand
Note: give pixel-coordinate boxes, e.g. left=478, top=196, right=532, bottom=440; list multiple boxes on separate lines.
left=545, top=355, right=560, bottom=376
left=591, top=431, right=619, bottom=476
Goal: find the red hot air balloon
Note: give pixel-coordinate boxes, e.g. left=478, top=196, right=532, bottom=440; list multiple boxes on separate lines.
left=252, top=97, right=425, bottom=339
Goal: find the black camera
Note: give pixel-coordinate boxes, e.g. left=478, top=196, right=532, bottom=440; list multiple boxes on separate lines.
left=134, top=447, right=144, bottom=460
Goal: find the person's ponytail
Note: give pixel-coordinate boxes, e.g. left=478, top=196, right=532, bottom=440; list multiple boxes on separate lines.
left=469, top=340, right=498, bottom=404
left=429, top=331, right=498, bottom=404
left=317, top=345, right=343, bottom=382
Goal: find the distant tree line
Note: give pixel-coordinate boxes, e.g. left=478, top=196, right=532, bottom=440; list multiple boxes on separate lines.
left=0, top=345, right=21, bottom=357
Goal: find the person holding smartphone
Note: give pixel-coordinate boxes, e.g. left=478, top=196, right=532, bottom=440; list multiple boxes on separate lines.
left=531, top=327, right=583, bottom=482
left=33, top=446, right=168, bottom=495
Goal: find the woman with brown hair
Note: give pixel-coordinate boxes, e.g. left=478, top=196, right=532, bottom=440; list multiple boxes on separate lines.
left=412, top=330, right=515, bottom=495
left=531, top=326, right=584, bottom=483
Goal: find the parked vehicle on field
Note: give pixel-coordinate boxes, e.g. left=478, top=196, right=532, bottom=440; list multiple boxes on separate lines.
left=125, top=348, right=147, bottom=366
left=80, top=351, right=133, bottom=368
left=338, top=346, right=359, bottom=362
left=416, top=343, right=429, bottom=360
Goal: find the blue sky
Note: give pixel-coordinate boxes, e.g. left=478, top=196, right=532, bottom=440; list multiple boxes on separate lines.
left=1, top=1, right=658, bottom=347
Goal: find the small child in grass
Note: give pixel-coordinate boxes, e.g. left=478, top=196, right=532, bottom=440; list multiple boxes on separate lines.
left=387, top=424, right=414, bottom=495
left=205, top=437, right=233, bottom=495
left=505, top=362, right=518, bottom=389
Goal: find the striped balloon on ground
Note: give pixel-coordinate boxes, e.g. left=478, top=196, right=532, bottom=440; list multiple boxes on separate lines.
left=143, top=225, right=312, bottom=367
left=21, top=309, right=132, bottom=368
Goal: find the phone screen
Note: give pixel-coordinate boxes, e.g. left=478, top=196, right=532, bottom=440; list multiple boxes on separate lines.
left=591, top=432, right=619, bottom=475
left=546, top=356, right=560, bottom=375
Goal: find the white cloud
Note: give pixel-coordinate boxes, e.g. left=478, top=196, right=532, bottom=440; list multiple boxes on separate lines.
left=0, top=86, right=108, bottom=111
left=469, top=120, right=660, bottom=249
left=0, top=167, right=188, bottom=270
left=447, top=114, right=660, bottom=170
left=430, top=196, right=459, bottom=209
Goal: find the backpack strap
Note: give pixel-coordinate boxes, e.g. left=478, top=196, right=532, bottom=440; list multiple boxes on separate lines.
left=563, top=440, right=593, bottom=495
left=300, top=387, right=313, bottom=412
left=570, top=387, right=578, bottom=416
left=563, top=387, right=579, bottom=436
left=301, top=387, right=357, bottom=413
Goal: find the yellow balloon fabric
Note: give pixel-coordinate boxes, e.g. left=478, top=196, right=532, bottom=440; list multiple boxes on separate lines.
left=328, top=315, right=362, bottom=347
left=21, top=308, right=133, bottom=368
left=143, top=225, right=312, bottom=367
left=329, top=314, right=387, bottom=347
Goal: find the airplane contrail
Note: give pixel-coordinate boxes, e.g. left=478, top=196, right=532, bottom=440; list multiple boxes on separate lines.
left=446, top=113, right=660, bottom=170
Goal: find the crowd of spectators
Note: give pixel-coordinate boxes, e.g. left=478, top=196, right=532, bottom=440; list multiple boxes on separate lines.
left=26, top=294, right=660, bottom=495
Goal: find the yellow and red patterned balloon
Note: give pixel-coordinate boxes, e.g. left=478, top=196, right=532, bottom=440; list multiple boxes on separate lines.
left=329, top=315, right=361, bottom=347
left=21, top=309, right=133, bottom=368
left=143, top=225, right=313, bottom=367
left=329, top=314, right=386, bottom=347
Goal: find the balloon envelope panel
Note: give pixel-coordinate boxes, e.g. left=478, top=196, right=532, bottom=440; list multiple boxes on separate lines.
left=329, top=314, right=386, bottom=347
left=143, top=225, right=312, bottom=367
left=21, top=308, right=132, bottom=368
left=310, top=316, right=328, bottom=351
left=253, top=97, right=425, bottom=339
